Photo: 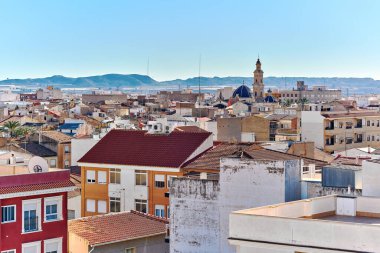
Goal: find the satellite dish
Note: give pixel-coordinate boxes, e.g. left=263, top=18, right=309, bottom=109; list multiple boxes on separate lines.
left=28, top=156, right=49, bottom=173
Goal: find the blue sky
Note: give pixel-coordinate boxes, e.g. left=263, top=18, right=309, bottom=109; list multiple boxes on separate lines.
left=1, top=0, right=380, bottom=81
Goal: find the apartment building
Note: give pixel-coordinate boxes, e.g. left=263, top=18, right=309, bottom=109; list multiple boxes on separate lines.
left=29, top=131, right=73, bottom=169
left=77, top=128, right=213, bottom=218
left=279, top=81, right=341, bottom=103
left=0, top=162, right=75, bottom=253
left=229, top=195, right=380, bottom=252
left=323, top=111, right=380, bottom=153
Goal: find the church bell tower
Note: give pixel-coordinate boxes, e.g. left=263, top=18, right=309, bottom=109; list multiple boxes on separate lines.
left=252, top=58, right=264, bottom=101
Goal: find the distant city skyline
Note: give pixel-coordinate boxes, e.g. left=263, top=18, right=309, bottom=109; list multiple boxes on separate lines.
left=1, top=0, right=380, bottom=81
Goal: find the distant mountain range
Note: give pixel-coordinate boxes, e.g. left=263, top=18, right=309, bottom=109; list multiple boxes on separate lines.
left=1, top=74, right=379, bottom=94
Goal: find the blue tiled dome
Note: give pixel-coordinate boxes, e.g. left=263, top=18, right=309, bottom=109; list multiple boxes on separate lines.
left=233, top=85, right=252, bottom=98
left=264, top=95, right=275, bottom=103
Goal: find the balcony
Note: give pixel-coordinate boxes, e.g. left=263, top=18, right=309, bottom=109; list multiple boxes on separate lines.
left=24, top=216, right=39, bottom=233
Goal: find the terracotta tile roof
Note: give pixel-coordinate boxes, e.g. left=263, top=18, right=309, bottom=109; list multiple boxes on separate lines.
left=42, top=131, right=73, bottom=143
left=69, top=210, right=168, bottom=246
left=78, top=129, right=211, bottom=168
left=184, top=143, right=255, bottom=171
left=185, top=143, right=327, bottom=172
left=0, top=180, right=75, bottom=195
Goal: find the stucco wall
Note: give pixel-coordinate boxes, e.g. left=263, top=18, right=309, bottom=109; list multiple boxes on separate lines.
left=170, top=158, right=301, bottom=253
left=301, top=111, right=324, bottom=149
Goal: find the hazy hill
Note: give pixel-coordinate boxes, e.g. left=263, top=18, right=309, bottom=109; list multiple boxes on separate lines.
left=1, top=74, right=379, bottom=94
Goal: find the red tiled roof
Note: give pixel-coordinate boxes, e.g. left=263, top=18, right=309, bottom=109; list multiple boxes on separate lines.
left=0, top=180, right=75, bottom=195
left=78, top=129, right=211, bottom=168
left=69, top=210, right=168, bottom=246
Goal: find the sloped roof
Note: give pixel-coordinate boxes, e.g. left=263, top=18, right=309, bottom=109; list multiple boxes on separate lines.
left=184, top=143, right=254, bottom=171
left=24, top=142, right=57, bottom=157
left=78, top=129, right=211, bottom=168
left=0, top=180, right=75, bottom=195
left=41, top=131, right=73, bottom=143
left=69, top=211, right=168, bottom=246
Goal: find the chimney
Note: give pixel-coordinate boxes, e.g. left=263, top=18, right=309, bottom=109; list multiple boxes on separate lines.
left=355, top=156, right=359, bottom=165
left=368, top=145, right=371, bottom=154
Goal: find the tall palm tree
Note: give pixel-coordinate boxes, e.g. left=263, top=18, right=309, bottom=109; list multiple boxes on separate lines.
left=298, top=97, right=309, bottom=110
left=4, top=121, right=21, bottom=137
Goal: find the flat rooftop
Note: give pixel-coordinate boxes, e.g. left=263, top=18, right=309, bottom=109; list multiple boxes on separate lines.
left=317, top=215, right=380, bottom=225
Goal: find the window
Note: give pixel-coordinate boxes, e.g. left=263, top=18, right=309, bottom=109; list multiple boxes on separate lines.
left=167, top=206, right=170, bottom=218
left=1, top=250, right=16, bottom=253
left=64, top=160, right=70, bottom=168
left=125, top=248, right=135, bottom=253
left=155, top=205, right=165, bottom=217
left=346, top=138, right=353, bottom=144
left=1, top=205, right=15, bottom=223
left=367, top=120, right=371, bottom=126
left=86, top=199, right=95, bottom=212
left=98, top=171, right=107, bottom=184
left=22, top=241, right=41, bottom=253
left=50, top=159, right=56, bottom=167
left=135, top=199, right=147, bottom=213
left=44, top=196, right=62, bottom=222
left=23, top=199, right=41, bottom=233
left=110, top=197, right=121, bottom=212
left=44, top=238, right=62, bottom=253
left=155, top=174, right=165, bottom=188
left=110, top=168, right=121, bottom=184
left=64, top=145, right=70, bottom=153
left=98, top=200, right=107, bottom=213
left=167, top=176, right=177, bottom=188
left=135, top=170, right=147, bottom=186
left=86, top=170, right=96, bottom=184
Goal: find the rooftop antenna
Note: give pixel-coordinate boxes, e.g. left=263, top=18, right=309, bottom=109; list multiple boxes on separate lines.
left=198, top=54, right=202, bottom=118
left=147, top=57, right=150, bottom=77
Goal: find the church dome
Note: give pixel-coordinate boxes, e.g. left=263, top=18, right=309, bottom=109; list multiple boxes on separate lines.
left=264, top=95, right=275, bottom=103
left=233, top=85, right=252, bottom=98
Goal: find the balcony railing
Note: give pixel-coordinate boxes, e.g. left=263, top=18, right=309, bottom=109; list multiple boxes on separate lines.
left=24, top=216, right=38, bottom=232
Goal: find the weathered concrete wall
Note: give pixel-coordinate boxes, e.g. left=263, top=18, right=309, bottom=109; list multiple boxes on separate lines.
left=170, top=158, right=301, bottom=253
left=217, top=117, right=242, bottom=142
left=218, top=158, right=289, bottom=253
left=302, top=180, right=362, bottom=199
left=170, top=178, right=220, bottom=253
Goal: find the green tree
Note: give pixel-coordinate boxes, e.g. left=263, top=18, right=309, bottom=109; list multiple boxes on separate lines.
left=297, top=97, right=309, bottom=110
left=282, top=99, right=292, bottom=107
left=3, top=121, right=21, bottom=137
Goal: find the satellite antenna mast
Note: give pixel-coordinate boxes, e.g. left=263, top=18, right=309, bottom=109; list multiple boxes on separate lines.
left=198, top=54, right=201, bottom=108
left=147, top=57, right=150, bottom=77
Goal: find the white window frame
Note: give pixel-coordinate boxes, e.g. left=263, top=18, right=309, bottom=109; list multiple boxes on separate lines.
left=97, top=200, right=107, bottom=213
left=44, top=196, right=62, bottom=222
left=49, top=159, right=56, bottom=167
left=1, top=250, right=16, bottom=253
left=64, top=159, right=70, bottom=168
left=110, top=168, right=121, bottom=184
left=135, top=170, right=147, bottom=186
left=1, top=205, right=16, bottom=223
left=135, top=199, right=147, bottom=213
left=86, top=170, right=96, bottom=184
left=22, top=198, right=41, bottom=234
left=64, top=145, right=70, bottom=153
left=22, top=240, right=41, bottom=253
left=44, top=237, right=62, bottom=253
left=110, top=197, right=121, bottom=212
left=155, top=205, right=165, bottom=218
left=98, top=171, right=107, bottom=184
left=154, top=174, right=165, bottom=188
left=86, top=199, right=96, bottom=213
